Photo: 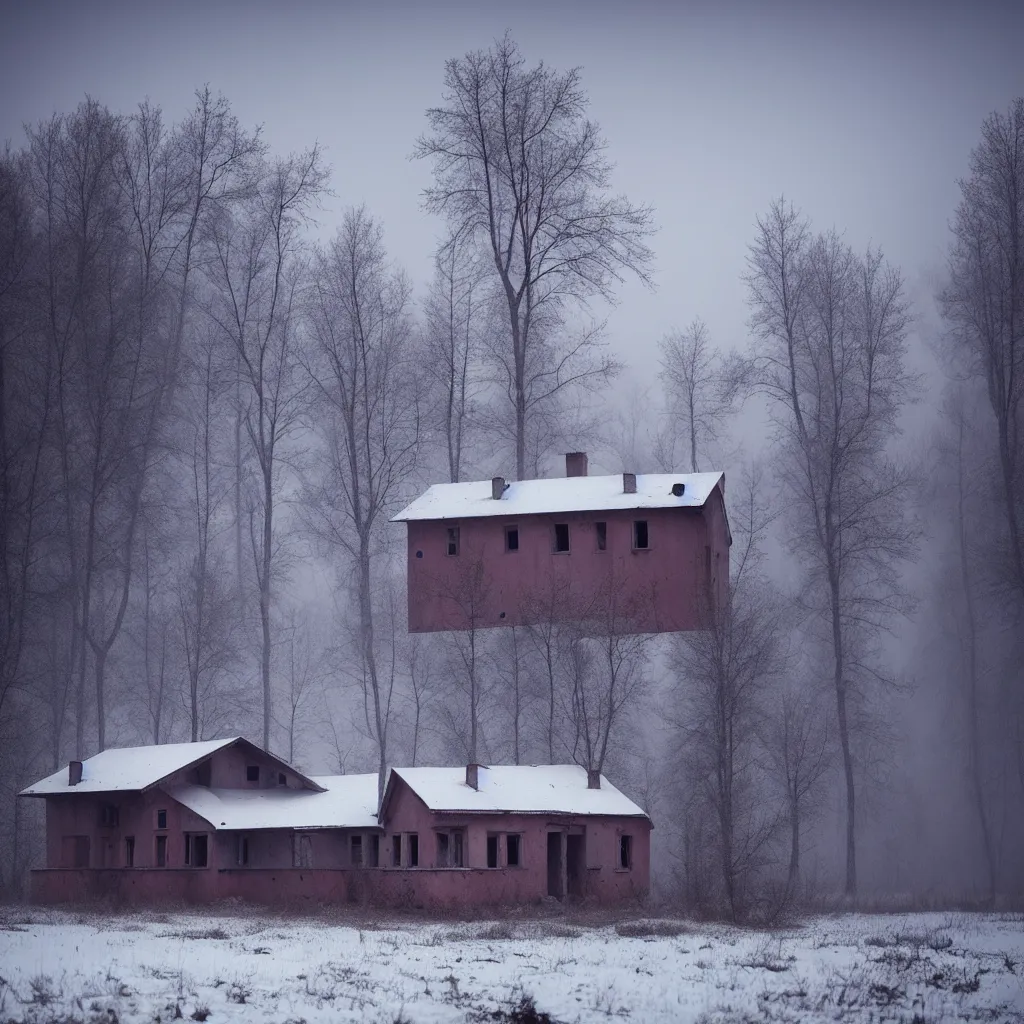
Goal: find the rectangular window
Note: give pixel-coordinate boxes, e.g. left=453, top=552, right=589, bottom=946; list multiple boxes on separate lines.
left=156, top=809, right=167, bottom=830
left=408, top=833, right=419, bottom=867
left=553, top=523, right=570, bottom=553
left=437, top=831, right=448, bottom=865
left=293, top=833, right=313, bottom=868
left=505, top=526, right=519, bottom=552
left=99, top=803, right=119, bottom=828
left=278, top=772, right=287, bottom=786
left=369, top=835, right=380, bottom=868
left=246, top=765, right=260, bottom=783
left=392, top=834, right=402, bottom=867
left=619, top=834, right=633, bottom=870
left=486, top=834, right=499, bottom=868
left=446, top=526, right=460, bottom=556
left=184, top=833, right=209, bottom=868
left=633, top=520, right=649, bottom=550
left=437, top=830, right=464, bottom=867
left=237, top=835, right=250, bottom=866
left=155, top=835, right=167, bottom=868
left=124, top=836, right=135, bottom=867
left=351, top=834, right=363, bottom=867
left=596, top=521, right=607, bottom=551
left=506, top=834, right=521, bottom=867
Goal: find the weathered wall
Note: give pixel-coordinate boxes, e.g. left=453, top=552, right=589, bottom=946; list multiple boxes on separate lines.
left=404, top=492, right=729, bottom=634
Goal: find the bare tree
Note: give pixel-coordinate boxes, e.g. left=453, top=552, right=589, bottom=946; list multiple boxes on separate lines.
left=416, top=34, right=654, bottom=479
left=423, top=231, right=487, bottom=482
left=205, top=146, right=327, bottom=749
left=745, top=198, right=918, bottom=898
left=669, top=469, right=787, bottom=921
left=941, top=98, right=1024, bottom=602
left=304, top=205, right=420, bottom=795
left=659, top=318, right=744, bottom=472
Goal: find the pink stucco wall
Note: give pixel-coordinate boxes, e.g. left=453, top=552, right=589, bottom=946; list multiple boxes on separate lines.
left=404, top=487, right=729, bottom=634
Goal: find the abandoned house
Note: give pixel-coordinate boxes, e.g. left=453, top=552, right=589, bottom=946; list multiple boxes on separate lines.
left=20, top=738, right=651, bottom=907
left=392, top=452, right=731, bottom=634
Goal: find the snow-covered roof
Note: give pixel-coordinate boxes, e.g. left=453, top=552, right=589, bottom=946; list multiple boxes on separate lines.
left=19, top=738, right=241, bottom=796
left=392, top=472, right=724, bottom=522
left=385, top=765, right=649, bottom=819
left=167, top=774, right=380, bottom=831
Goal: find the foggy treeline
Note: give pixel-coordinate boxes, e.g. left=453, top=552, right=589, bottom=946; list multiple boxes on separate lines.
left=0, top=35, right=1021, bottom=919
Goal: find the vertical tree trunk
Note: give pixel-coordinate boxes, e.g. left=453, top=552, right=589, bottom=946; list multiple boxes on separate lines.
left=260, top=468, right=273, bottom=750
left=830, top=577, right=856, bottom=899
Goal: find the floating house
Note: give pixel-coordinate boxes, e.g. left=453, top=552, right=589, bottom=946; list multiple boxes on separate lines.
left=393, top=453, right=731, bottom=634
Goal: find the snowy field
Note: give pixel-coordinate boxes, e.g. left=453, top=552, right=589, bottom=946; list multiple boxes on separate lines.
left=1, top=907, right=1022, bottom=1023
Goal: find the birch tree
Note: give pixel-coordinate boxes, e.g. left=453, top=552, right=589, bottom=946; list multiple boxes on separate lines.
left=416, top=34, right=654, bottom=479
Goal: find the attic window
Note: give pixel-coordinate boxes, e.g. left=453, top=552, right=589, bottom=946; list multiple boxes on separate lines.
left=553, top=523, right=570, bottom=553
left=446, top=526, right=460, bottom=556
left=156, top=809, right=167, bottom=830
left=277, top=772, right=287, bottom=786
left=505, top=525, right=519, bottom=552
left=596, top=522, right=607, bottom=551
left=99, top=803, right=119, bottom=828
left=246, top=765, right=260, bottom=783
left=633, top=520, right=649, bottom=550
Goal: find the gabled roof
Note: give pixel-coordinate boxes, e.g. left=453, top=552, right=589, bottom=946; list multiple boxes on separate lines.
left=392, top=472, right=725, bottom=522
left=167, top=774, right=379, bottom=831
left=381, top=765, right=650, bottom=820
left=18, top=738, right=324, bottom=796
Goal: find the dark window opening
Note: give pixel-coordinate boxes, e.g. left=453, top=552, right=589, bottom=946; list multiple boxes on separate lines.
left=293, top=834, right=313, bottom=868
left=596, top=521, right=607, bottom=551
left=196, top=760, right=211, bottom=787
left=507, top=834, right=521, bottom=867
left=156, top=809, right=167, bottom=830
left=505, top=526, right=519, bottom=552
left=553, top=523, right=570, bottom=553
left=185, top=833, right=209, bottom=868
left=278, top=772, right=287, bottom=786
left=369, top=835, right=380, bottom=867
left=633, top=520, right=649, bottom=549
left=409, top=833, right=419, bottom=867
left=99, top=803, right=119, bottom=828
left=351, top=834, right=363, bottom=867
left=392, top=834, right=402, bottom=867
left=437, top=831, right=448, bottom=865
left=487, top=834, right=499, bottom=868
left=124, top=836, right=135, bottom=867
left=237, top=835, right=249, bottom=866
left=619, top=834, right=633, bottom=870
left=246, top=765, right=260, bottom=783
left=155, top=835, right=167, bottom=867
left=446, top=527, right=460, bottom=556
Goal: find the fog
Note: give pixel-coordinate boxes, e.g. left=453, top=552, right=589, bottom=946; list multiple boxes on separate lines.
left=0, top=0, right=1022, bottom=914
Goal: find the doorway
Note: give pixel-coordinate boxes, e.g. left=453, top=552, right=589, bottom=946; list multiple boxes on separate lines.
left=566, top=834, right=585, bottom=898
left=546, top=832, right=563, bottom=898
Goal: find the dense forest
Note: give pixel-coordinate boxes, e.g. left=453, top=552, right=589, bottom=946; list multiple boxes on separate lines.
left=0, top=35, right=1021, bottom=921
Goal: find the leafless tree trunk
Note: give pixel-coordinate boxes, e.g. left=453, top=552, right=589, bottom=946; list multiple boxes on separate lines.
left=304, top=205, right=420, bottom=797
left=745, top=199, right=917, bottom=899
left=205, top=146, right=326, bottom=750
left=416, top=34, right=653, bottom=479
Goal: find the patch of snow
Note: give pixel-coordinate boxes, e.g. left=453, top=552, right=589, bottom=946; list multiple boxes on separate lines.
left=168, top=774, right=380, bottom=831
left=388, top=764, right=650, bottom=818
left=19, top=738, right=241, bottom=796
left=392, top=471, right=724, bottom=521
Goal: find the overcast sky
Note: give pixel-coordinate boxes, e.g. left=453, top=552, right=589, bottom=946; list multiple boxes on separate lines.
left=3, top=0, right=1022, bottom=423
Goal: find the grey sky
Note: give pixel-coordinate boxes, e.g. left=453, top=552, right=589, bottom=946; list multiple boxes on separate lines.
left=2, top=0, right=1022, bottom=412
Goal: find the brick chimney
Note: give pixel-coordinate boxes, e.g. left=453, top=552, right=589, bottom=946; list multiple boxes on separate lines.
left=491, top=476, right=506, bottom=500
left=587, top=768, right=601, bottom=790
left=565, top=452, right=588, bottom=477
left=466, top=763, right=482, bottom=790
left=623, top=472, right=637, bottom=494
left=69, top=760, right=83, bottom=786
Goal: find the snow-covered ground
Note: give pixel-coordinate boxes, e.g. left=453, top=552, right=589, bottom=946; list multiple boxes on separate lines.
left=1, top=907, right=1022, bottom=1023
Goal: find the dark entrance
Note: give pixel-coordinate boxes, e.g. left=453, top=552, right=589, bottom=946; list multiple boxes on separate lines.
left=546, top=831, right=563, bottom=898
left=566, top=834, right=585, bottom=898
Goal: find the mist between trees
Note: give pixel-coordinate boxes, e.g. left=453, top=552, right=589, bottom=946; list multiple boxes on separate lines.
left=0, top=38, right=1021, bottom=919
